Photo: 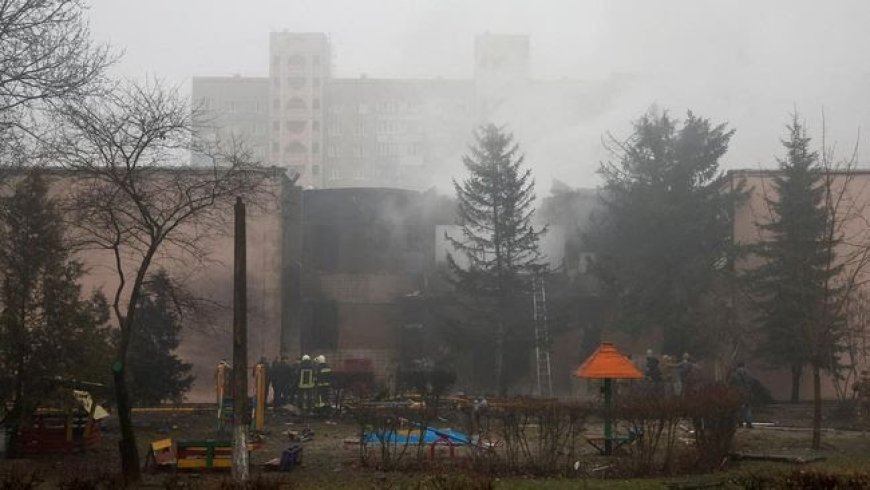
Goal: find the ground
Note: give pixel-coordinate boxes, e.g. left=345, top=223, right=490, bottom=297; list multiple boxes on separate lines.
left=2, top=401, right=870, bottom=488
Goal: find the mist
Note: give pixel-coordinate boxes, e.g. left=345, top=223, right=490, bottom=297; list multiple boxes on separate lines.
left=87, top=0, right=870, bottom=190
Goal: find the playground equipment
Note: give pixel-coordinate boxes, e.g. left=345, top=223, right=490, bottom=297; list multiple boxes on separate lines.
left=574, top=341, right=643, bottom=455
left=145, top=438, right=234, bottom=471
left=12, top=389, right=108, bottom=455
left=214, top=359, right=267, bottom=433
left=253, top=359, right=267, bottom=431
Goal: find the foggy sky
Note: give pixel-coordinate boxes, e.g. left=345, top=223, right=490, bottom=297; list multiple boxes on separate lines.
left=86, top=0, right=870, bottom=190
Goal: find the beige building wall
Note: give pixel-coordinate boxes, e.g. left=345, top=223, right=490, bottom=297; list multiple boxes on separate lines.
left=36, top=171, right=291, bottom=402
left=731, top=170, right=870, bottom=400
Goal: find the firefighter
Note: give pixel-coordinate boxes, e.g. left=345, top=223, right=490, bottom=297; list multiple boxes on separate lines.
left=298, top=354, right=315, bottom=413
left=314, top=354, right=332, bottom=411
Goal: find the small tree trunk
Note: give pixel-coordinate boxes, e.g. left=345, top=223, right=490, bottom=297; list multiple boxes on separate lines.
left=811, top=363, right=822, bottom=450
left=790, top=364, right=802, bottom=403
left=114, top=366, right=141, bottom=482
left=232, top=197, right=249, bottom=482
left=495, top=319, right=506, bottom=396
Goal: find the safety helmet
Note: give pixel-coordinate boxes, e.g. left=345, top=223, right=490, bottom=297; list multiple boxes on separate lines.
left=301, top=354, right=311, bottom=361
left=315, top=355, right=326, bottom=364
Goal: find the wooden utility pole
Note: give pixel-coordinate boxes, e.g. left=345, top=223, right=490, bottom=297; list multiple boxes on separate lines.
left=232, top=197, right=249, bottom=481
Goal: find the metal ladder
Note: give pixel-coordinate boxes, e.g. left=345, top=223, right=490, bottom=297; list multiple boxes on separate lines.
left=532, top=271, right=552, bottom=397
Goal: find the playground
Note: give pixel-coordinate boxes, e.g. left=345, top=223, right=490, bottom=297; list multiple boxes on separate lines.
left=5, top=344, right=870, bottom=488
left=3, top=401, right=870, bottom=489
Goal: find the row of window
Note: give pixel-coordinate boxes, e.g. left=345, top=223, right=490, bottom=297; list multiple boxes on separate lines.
left=325, top=142, right=422, bottom=158
left=271, top=141, right=320, bottom=154
left=198, top=99, right=265, bottom=114
left=272, top=97, right=321, bottom=111
left=325, top=121, right=422, bottom=137
left=272, top=54, right=322, bottom=67
left=271, top=120, right=320, bottom=134
left=273, top=76, right=322, bottom=89
left=326, top=101, right=471, bottom=115
left=328, top=100, right=421, bottom=115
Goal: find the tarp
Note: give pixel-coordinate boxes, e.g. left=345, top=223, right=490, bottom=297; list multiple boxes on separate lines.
left=364, top=427, right=470, bottom=445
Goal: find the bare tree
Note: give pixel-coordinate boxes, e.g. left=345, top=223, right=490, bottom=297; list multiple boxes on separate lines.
left=0, top=0, right=111, bottom=116
left=52, top=80, right=270, bottom=482
left=809, top=123, right=870, bottom=449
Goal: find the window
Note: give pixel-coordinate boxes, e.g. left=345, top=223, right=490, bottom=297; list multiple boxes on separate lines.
left=271, top=142, right=279, bottom=153
left=286, top=141, right=307, bottom=154
left=288, top=54, right=305, bottom=66
left=312, top=121, right=320, bottom=132
left=328, top=124, right=341, bottom=136
left=272, top=98, right=280, bottom=110
left=287, top=77, right=306, bottom=89
left=312, top=142, right=320, bottom=154
left=286, top=120, right=306, bottom=133
left=272, top=121, right=280, bottom=132
left=286, top=97, right=306, bottom=110
left=312, top=164, right=320, bottom=175
left=312, top=98, right=321, bottom=109
left=327, top=145, right=342, bottom=158
left=312, top=55, right=321, bottom=66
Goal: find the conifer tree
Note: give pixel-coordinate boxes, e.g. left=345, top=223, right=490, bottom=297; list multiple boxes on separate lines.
left=125, top=269, right=194, bottom=406
left=751, top=116, right=839, bottom=403
left=0, top=170, right=112, bottom=436
left=587, top=110, right=740, bottom=356
left=445, top=123, right=545, bottom=395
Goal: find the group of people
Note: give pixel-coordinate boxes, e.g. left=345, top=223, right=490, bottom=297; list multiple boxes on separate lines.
left=642, top=350, right=757, bottom=428
left=268, top=354, right=332, bottom=413
left=643, top=350, right=699, bottom=396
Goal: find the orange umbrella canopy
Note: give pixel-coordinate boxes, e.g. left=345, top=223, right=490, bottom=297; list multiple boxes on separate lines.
left=574, top=342, right=643, bottom=379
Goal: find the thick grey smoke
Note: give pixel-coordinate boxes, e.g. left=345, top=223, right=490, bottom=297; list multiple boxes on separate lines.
left=88, top=0, right=870, bottom=190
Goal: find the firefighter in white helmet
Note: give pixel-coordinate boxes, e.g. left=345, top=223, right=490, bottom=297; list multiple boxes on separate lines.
left=298, top=354, right=315, bottom=412
left=314, top=355, right=332, bottom=412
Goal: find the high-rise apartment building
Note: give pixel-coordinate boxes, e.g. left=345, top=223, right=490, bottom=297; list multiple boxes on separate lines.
left=193, top=32, right=621, bottom=189
left=268, top=33, right=330, bottom=188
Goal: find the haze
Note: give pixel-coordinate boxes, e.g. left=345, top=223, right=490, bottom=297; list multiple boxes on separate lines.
left=87, top=0, right=870, bottom=189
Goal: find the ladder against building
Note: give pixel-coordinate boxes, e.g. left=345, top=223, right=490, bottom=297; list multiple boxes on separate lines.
left=532, top=270, right=552, bottom=397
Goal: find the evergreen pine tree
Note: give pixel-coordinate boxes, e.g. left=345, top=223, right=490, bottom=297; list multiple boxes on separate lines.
left=586, top=110, right=740, bottom=356
left=445, top=123, right=545, bottom=395
left=125, top=269, right=193, bottom=406
left=0, top=170, right=112, bottom=431
left=751, top=115, right=843, bottom=403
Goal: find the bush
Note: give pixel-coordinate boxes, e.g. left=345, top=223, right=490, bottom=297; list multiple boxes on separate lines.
left=733, top=469, right=870, bottom=489
left=614, top=382, right=744, bottom=476
left=0, top=467, right=39, bottom=490
left=480, top=398, right=590, bottom=475
left=354, top=402, right=441, bottom=469
left=685, top=384, right=742, bottom=470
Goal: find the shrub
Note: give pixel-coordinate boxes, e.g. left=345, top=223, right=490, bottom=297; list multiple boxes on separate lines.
left=733, top=469, right=870, bottom=489
left=0, top=467, right=39, bottom=490
left=685, top=383, right=742, bottom=471
left=613, top=382, right=743, bottom=476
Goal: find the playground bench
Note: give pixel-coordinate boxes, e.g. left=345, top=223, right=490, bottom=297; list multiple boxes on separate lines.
left=145, top=438, right=234, bottom=471
left=176, top=439, right=233, bottom=469
left=585, top=429, right=642, bottom=455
